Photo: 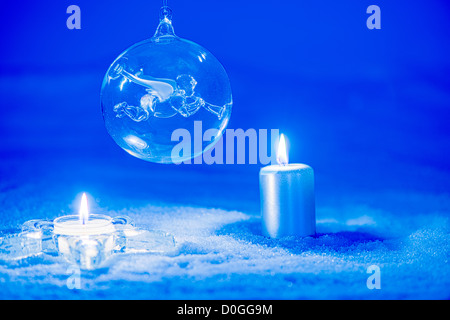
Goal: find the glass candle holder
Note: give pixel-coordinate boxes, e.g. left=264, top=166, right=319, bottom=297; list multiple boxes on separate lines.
left=53, top=214, right=116, bottom=270
left=1, top=214, right=176, bottom=270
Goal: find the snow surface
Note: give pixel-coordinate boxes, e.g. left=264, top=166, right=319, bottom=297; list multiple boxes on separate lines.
left=1, top=181, right=449, bottom=299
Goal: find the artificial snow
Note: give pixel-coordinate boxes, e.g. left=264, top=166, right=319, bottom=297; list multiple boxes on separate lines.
left=1, top=195, right=449, bottom=299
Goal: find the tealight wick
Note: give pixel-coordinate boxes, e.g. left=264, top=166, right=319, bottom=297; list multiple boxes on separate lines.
left=79, top=193, right=89, bottom=225
left=277, top=134, right=288, bottom=166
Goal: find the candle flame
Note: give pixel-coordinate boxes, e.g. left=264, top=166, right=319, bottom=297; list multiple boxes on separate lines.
left=79, top=193, right=89, bottom=225
left=277, top=134, right=288, bottom=166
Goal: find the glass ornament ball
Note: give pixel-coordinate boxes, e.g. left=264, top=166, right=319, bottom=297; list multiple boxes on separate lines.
left=101, top=8, right=232, bottom=164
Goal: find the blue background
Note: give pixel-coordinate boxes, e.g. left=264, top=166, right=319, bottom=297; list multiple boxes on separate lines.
left=1, top=0, right=449, bottom=299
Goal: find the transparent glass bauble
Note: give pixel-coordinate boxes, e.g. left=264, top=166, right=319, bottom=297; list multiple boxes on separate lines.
left=101, top=7, right=232, bottom=163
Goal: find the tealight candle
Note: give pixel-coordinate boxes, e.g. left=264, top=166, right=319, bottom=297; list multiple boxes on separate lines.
left=53, top=193, right=116, bottom=269
left=259, top=134, right=316, bottom=238
left=0, top=193, right=177, bottom=269
left=53, top=193, right=115, bottom=236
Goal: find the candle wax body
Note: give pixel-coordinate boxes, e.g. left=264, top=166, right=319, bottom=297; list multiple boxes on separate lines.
left=259, top=163, right=315, bottom=238
left=53, top=214, right=115, bottom=236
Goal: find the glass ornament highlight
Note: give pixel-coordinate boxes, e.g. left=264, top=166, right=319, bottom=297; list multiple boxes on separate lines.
left=101, top=6, right=232, bottom=163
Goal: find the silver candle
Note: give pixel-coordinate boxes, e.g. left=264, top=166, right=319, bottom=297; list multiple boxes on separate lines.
left=259, top=135, right=316, bottom=238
